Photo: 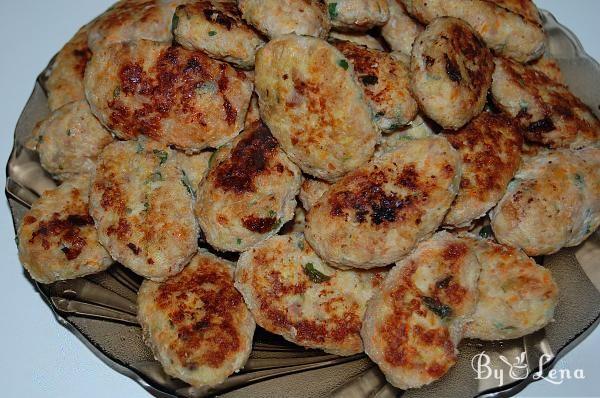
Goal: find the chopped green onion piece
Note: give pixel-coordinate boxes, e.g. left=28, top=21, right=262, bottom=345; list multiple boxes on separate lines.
left=208, top=30, right=217, bottom=36
left=303, top=263, right=331, bottom=283
left=422, top=296, right=452, bottom=319
left=338, top=59, right=349, bottom=70
left=328, top=2, right=338, bottom=19
left=153, top=149, right=168, bottom=165
left=181, top=170, right=195, bottom=198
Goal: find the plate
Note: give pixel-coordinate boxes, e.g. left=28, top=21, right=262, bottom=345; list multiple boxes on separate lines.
left=5, top=9, right=600, bottom=398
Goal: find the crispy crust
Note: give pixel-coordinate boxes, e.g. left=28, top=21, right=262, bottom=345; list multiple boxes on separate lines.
left=173, top=1, right=265, bottom=69
left=305, top=136, right=462, bottom=269
left=235, top=233, right=386, bottom=356
left=361, top=231, right=480, bottom=389
left=443, top=112, right=522, bottom=228
left=491, top=57, right=600, bottom=149
left=85, top=39, right=253, bottom=152
left=410, top=17, right=494, bottom=130
left=196, top=122, right=302, bottom=252
left=138, top=251, right=255, bottom=388
left=254, top=35, right=378, bottom=181
left=332, top=39, right=418, bottom=130
left=17, top=175, right=112, bottom=284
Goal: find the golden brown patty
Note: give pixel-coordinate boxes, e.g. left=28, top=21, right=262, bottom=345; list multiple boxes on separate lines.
left=491, top=57, right=600, bottom=149
left=88, top=0, right=184, bottom=53
left=235, top=233, right=386, bottom=356
left=410, top=17, right=494, bottom=130
left=90, top=139, right=198, bottom=281
left=17, top=175, right=112, bottom=284
left=305, top=136, right=462, bottom=269
left=28, top=100, right=114, bottom=181
left=332, top=39, right=417, bottom=131
left=361, top=231, right=480, bottom=389
left=326, top=0, right=390, bottom=32
left=138, top=251, right=255, bottom=388
left=254, top=35, right=378, bottom=181
left=443, top=112, right=522, bottom=228
left=195, top=122, right=302, bottom=252
left=46, top=25, right=91, bottom=111
left=238, top=0, right=331, bottom=39
left=490, top=148, right=600, bottom=256
left=491, top=0, right=541, bottom=25
left=461, top=235, right=558, bottom=341
left=85, top=39, right=253, bottom=152
left=401, top=0, right=545, bottom=62
left=173, top=1, right=265, bottom=69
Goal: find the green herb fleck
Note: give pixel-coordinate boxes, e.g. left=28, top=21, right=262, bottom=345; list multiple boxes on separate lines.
left=297, top=240, right=305, bottom=250
left=208, top=150, right=218, bottom=167
left=153, top=149, right=168, bottom=165
left=66, top=129, right=74, bottom=136
left=237, top=238, right=242, bottom=245
left=268, top=210, right=277, bottom=218
left=208, top=30, right=217, bottom=36
left=303, top=263, right=331, bottom=283
left=143, top=201, right=150, bottom=212
left=422, top=296, right=452, bottom=319
left=479, top=225, right=494, bottom=239
left=181, top=170, right=195, bottom=198
left=517, top=77, right=526, bottom=87
left=519, top=99, right=529, bottom=111
left=136, top=142, right=144, bottom=154
left=328, top=2, right=338, bottom=19
left=338, top=59, right=349, bottom=70
left=574, top=173, right=585, bottom=189
left=113, top=86, right=121, bottom=99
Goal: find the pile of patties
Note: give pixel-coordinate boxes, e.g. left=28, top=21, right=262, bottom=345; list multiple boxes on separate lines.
left=16, top=0, right=600, bottom=391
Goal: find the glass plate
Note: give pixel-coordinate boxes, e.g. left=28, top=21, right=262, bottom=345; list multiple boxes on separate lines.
left=5, top=9, right=600, bottom=398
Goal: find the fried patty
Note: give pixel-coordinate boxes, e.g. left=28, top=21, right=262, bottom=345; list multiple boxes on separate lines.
left=326, top=0, right=390, bottom=32
left=410, top=17, right=494, bottom=130
left=443, top=112, right=522, bottom=228
left=17, top=175, right=112, bottom=284
left=173, top=1, right=265, bottom=69
left=401, top=0, right=545, bottom=62
left=238, top=0, right=330, bottom=39
left=85, top=39, right=253, bottom=152
left=90, top=139, right=198, bottom=281
left=196, top=122, right=302, bottom=252
left=28, top=100, right=114, bottom=181
left=332, top=39, right=418, bottom=131
left=235, top=233, right=386, bottom=356
left=46, top=25, right=91, bottom=111
left=490, top=148, right=600, bottom=256
left=255, top=35, right=378, bottom=181
left=88, top=0, right=184, bottom=53
left=361, top=231, right=480, bottom=389
left=138, top=250, right=255, bottom=388
left=305, top=136, right=462, bottom=269
left=381, top=0, right=423, bottom=56
left=461, top=235, right=558, bottom=340
left=491, top=57, right=600, bottom=149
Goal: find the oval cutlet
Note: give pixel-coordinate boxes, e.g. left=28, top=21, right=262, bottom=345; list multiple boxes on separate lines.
left=138, top=251, right=255, bottom=388
left=28, top=100, right=114, bottom=181
left=90, top=139, right=198, bottom=281
left=462, top=235, right=558, bottom=341
left=17, top=175, right=112, bottom=284
left=235, top=233, right=386, bottom=356
left=491, top=57, right=600, bottom=149
left=443, top=112, right=522, bottom=228
left=361, top=231, right=480, bottom=390
left=238, top=0, right=330, bottom=39
left=305, top=136, right=462, bottom=269
left=401, top=0, right=545, bottom=63
left=88, top=0, right=183, bottom=53
left=173, top=1, right=265, bottom=69
left=46, top=24, right=91, bottom=111
left=490, top=148, right=600, bottom=256
left=410, top=17, right=494, bottom=130
left=326, top=0, right=390, bottom=32
left=332, top=39, right=418, bottom=131
left=196, top=122, right=302, bottom=252
left=85, top=39, right=253, bottom=152
left=254, top=34, right=378, bottom=181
